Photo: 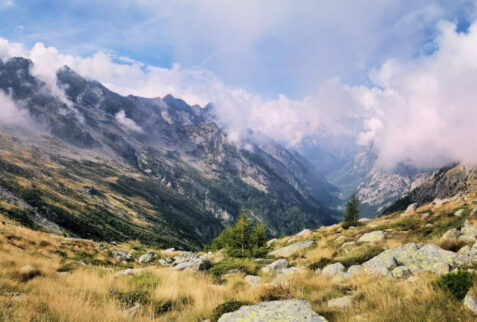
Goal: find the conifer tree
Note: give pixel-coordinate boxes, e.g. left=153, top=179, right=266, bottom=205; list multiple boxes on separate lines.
left=343, top=193, right=360, bottom=228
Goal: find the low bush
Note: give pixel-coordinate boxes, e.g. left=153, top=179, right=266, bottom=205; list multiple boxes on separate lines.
left=307, top=258, right=334, bottom=271
left=210, top=300, right=252, bottom=322
left=337, top=246, right=385, bottom=267
left=435, top=271, right=474, bottom=300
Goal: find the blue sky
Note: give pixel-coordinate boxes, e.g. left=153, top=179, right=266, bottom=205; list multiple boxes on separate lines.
left=1, top=0, right=475, bottom=99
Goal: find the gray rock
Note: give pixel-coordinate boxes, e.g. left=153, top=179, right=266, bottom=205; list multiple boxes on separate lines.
left=278, top=267, right=306, bottom=276
left=441, top=228, right=461, bottom=241
left=172, top=253, right=211, bottom=271
left=454, top=209, right=464, bottom=217
left=112, top=251, right=134, bottom=262
left=327, top=296, right=352, bottom=309
left=322, top=262, right=346, bottom=276
left=405, top=203, right=418, bottom=214
left=314, top=268, right=322, bottom=275
left=158, top=259, right=168, bottom=266
left=297, top=229, right=312, bottom=236
left=464, top=292, right=477, bottom=315
left=391, top=266, right=412, bottom=278
left=462, top=220, right=477, bottom=239
left=266, top=238, right=278, bottom=247
left=165, top=248, right=175, bottom=252
left=269, top=241, right=316, bottom=257
left=124, top=304, right=141, bottom=317
left=362, top=243, right=459, bottom=275
left=138, top=251, right=155, bottom=263
left=358, top=231, right=385, bottom=243
left=347, top=265, right=364, bottom=276
left=217, top=299, right=328, bottom=322
left=114, top=268, right=146, bottom=277
left=244, top=275, right=262, bottom=286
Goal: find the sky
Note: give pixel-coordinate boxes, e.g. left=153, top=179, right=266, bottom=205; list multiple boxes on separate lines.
left=1, top=0, right=477, bottom=169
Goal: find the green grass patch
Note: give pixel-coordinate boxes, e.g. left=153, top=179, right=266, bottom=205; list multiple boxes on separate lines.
left=435, top=271, right=474, bottom=300
left=209, top=257, right=259, bottom=276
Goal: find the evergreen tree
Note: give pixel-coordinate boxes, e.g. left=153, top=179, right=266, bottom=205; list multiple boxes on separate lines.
left=343, top=193, right=360, bottom=228
left=208, top=212, right=269, bottom=258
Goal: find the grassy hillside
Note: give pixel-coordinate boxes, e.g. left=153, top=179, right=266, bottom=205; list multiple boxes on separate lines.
left=1, top=192, right=477, bottom=321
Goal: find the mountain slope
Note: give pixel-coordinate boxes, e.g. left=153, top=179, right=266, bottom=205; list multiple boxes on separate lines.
left=384, top=164, right=477, bottom=214
left=327, top=144, right=432, bottom=217
left=0, top=57, right=338, bottom=249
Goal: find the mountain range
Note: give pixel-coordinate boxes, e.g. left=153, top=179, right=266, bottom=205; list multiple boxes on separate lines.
left=0, top=57, right=339, bottom=250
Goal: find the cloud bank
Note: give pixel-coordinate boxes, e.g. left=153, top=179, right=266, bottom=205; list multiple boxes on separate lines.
left=1, top=18, right=477, bottom=170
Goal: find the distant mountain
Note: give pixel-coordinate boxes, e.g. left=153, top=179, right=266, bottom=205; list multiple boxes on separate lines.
left=327, top=144, right=432, bottom=217
left=0, top=57, right=338, bottom=249
left=384, top=164, right=477, bottom=214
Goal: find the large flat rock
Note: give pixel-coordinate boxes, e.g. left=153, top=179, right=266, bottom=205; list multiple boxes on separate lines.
left=269, top=241, right=316, bottom=257
left=218, top=299, right=327, bottom=322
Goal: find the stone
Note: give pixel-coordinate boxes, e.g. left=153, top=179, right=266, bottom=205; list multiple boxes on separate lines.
left=111, top=251, right=134, bottom=262
left=124, top=304, right=141, bottom=317
left=332, top=273, right=347, bottom=284
left=114, top=268, right=146, bottom=277
left=454, top=209, right=464, bottom=217
left=244, top=275, right=262, bottom=286
left=269, top=241, right=316, bottom=257
left=266, top=238, right=278, bottom=247
left=421, top=212, right=430, bottom=220
left=347, top=265, right=364, bottom=276
left=362, top=243, right=459, bottom=276
left=138, top=251, right=155, bottom=263
left=261, top=259, right=289, bottom=274
left=158, top=259, right=168, bottom=266
left=165, top=248, right=175, bottom=252
left=358, top=218, right=371, bottom=223
left=171, top=253, right=211, bottom=271
left=464, top=292, right=477, bottom=315
left=358, top=231, right=385, bottom=243
left=462, top=220, right=477, bottom=238
left=278, top=267, right=306, bottom=276
left=217, top=299, right=328, bottom=322
left=432, top=198, right=449, bottom=207
left=322, top=262, right=346, bottom=276
left=297, top=229, right=312, bottom=236
left=327, top=296, right=352, bottom=309
left=441, top=228, right=461, bottom=241
left=391, top=266, right=412, bottom=278
left=314, top=268, right=322, bottom=275
left=405, top=203, right=418, bottom=214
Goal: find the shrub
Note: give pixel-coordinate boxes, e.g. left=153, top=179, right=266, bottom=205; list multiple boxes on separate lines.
left=259, top=284, right=295, bottom=301
left=436, top=271, right=474, bottom=300
left=208, top=214, right=269, bottom=258
left=307, top=258, right=335, bottom=271
left=211, top=300, right=252, bottom=322
left=337, top=246, right=385, bottom=267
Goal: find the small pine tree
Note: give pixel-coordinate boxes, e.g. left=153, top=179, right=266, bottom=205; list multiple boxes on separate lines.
left=208, top=212, right=269, bottom=258
left=227, top=214, right=252, bottom=257
left=343, top=193, right=360, bottom=228
left=251, top=222, right=268, bottom=257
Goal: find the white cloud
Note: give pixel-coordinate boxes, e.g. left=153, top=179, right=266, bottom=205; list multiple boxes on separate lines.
left=0, top=92, right=32, bottom=126
left=359, top=21, right=477, bottom=168
left=2, top=17, right=477, bottom=170
left=115, top=110, right=143, bottom=133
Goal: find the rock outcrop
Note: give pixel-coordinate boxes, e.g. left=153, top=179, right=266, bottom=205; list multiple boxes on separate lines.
left=269, top=241, right=316, bottom=257
left=217, top=299, right=328, bottom=322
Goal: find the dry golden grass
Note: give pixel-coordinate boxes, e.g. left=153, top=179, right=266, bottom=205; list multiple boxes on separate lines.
left=1, top=194, right=477, bottom=321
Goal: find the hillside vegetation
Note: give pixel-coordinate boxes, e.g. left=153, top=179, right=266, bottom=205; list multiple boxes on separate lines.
left=2, top=192, right=477, bottom=321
